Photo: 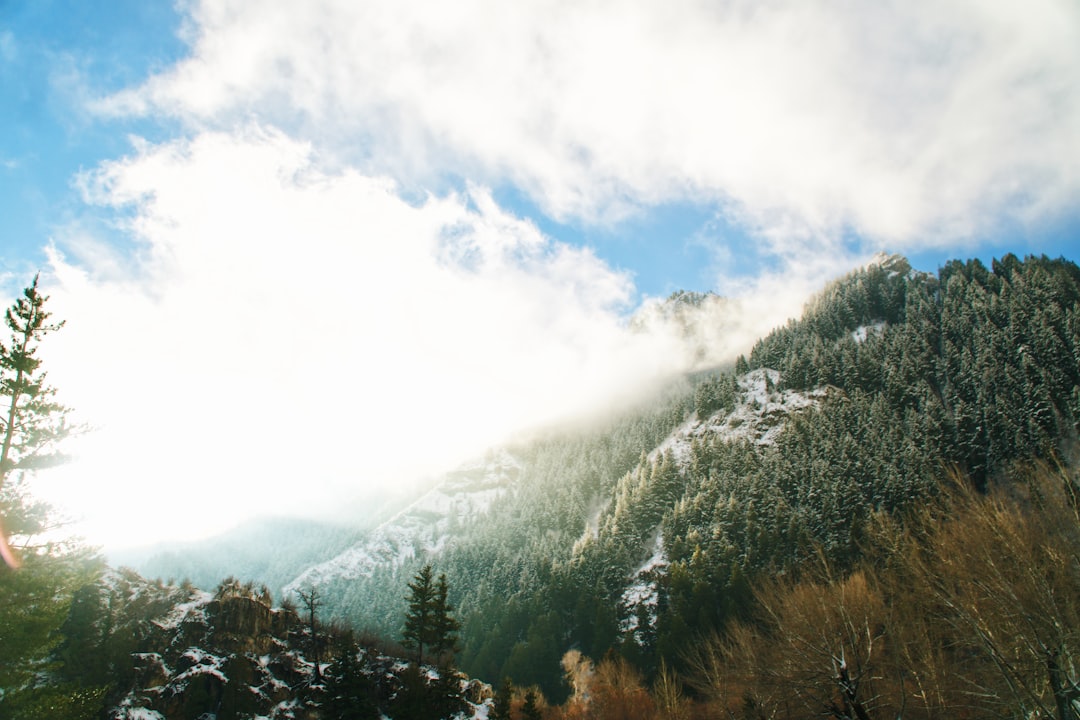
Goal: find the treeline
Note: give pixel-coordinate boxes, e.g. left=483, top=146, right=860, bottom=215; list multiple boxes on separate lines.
left=748, top=253, right=1080, bottom=486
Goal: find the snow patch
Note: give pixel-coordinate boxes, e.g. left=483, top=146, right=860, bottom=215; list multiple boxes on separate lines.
left=852, top=322, right=886, bottom=344
left=113, top=707, right=166, bottom=720
left=153, top=590, right=212, bottom=630
left=285, top=450, right=521, bottom=593
left=620, top=532, right=668, bottom=637
left=654, top=369, right=828, bottom=472
left=175, top=647, right=228, bottom=683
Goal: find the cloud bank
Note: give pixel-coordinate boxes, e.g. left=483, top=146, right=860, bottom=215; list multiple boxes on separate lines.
left=25, top=0, right=1079, bottom=548
left=37, top=129, right=704, bottom=547
left=106, top=0, right=1080, bottom=251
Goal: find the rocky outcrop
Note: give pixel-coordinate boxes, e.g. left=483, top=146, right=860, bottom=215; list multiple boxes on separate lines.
left=63, top=570, right=492, bottom=719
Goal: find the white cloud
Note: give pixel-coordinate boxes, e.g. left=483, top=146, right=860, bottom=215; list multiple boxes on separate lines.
left=33, top=128, right=705, bottom=548
left=35, top=0, right=1080, bottom=548
left=103, top=0, right=1080, bottom=252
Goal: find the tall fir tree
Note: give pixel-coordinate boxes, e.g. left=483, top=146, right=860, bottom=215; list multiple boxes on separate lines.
left=403, top=564, right=436, bottom=665
left=0, top=275, right=104, bottom=718
left=403, top=564, right=460, bottom=667
left=0, top=275, right=74, bottom=568
left=430, top=572, right=460, bottom=666
left=491, top=677, right=514, bottom=720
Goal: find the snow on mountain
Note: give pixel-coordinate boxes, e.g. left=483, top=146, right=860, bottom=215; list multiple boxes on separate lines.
left=620, top=368, right=830, bottom=630
left=656, top=368, right=829, bottom=468
left=284, top=449, right=521, bottom=595
left=852, top=321, right=886, bottom=344
left=620, top=532, right=668, bottom=640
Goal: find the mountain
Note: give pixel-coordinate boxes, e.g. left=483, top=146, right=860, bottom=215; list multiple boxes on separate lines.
left=343, top=252, right=1080, bottom=696
left=112, top=251, right=1080, bottom=705
left=114, top=516, right=367, bottom=601
left=283, top=449, right=521, bottom=596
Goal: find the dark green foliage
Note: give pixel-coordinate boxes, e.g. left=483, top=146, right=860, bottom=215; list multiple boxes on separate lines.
left=389, top=664, right=431, bottom=720
left=362, top=253, right=1079, bottom=695
left=491, top=677, right=514, bottom=720
left=0, top=683, right=107, bottom=720
left=323, top=648, right=379, bottom=720
left=402, top=564, right=435, bottom=665
left=57, top=567, right=189, bottom=692
left=403, top=564, right=459, bottom=667
left=0, top=275, right=73, bottom=485
left=0, top=277, right=107, bottom=718
left=430, top=572, right=460, bottom=663
left=48, top=566, right=482, bottom=719
left=694, top=372, right=737, bottom=417
left=566, top=254, right=1080, bottom=687
left=521, top=687, right=543, bottom=720
left=7, top=252, right=1078, bottom=713
left=0, top=551, right=105, bottom=718
left=389, top=663, right=468, bottom=720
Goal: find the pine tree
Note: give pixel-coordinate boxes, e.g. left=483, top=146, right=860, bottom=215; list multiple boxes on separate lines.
left=0, top=276, right=104, bottom=718
left=403, top=564, right=436, bottom=664
left=0, top=275, right=74, bottom=568
left=521, top=687, right=543, bottom=720
left=491, top=677, right=514, bottom=720
left=323, top=647, right=378, bottom=720
left=430, top=572, right=460, bottom=665
left=403, top=565, right=459, bottom=667
left=735, top=354, right=750, bottom=375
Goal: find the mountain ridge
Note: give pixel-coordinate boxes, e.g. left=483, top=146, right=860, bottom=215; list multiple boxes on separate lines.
left=110, top=251, right=1080, bottom=704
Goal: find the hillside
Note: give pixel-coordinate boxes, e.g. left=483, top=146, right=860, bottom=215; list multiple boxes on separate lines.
left=38, top=251, right=1080, bottom=717
left=321, top=252, right=1080, bottom=697
left=154, top=251, right=1074, bottom=702
left=114, top=517, right=366, bottom=601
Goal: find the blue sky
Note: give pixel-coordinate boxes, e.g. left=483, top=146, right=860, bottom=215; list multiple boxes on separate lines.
left=1, top=0, right=1078, bottom=549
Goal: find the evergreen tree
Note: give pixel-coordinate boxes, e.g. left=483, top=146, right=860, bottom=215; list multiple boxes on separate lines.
left=491, top=677, right=514, bottom=720
left=0, top=276, right=104, bottom=718
left=389, top=662, right=467, bottom=720
left=323, top=647, right=378, bottom=720
left=403, top=564, right=460, bottom=668
left=521, top=688, right=543, bottom=720
left=430, top=572, right=460, bottom=665
left=403, top=564, right=436, bottom=664
left=0, top=275, right=74, bottom=568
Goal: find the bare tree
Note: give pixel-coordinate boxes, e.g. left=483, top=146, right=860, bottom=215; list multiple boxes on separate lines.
left=901, top=469, right=1080, bottom=719
left=296, top=585, right=323, bottom=683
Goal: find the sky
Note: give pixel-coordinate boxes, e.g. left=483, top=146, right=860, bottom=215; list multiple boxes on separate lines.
left=1, top=0, right=1078, bottom=551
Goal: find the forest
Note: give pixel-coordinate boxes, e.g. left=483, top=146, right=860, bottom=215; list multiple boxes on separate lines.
left=2, top=253, right=1080, bottom=719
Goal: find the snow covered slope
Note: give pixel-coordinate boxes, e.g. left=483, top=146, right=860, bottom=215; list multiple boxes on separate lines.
left=652, top=367, right=829, bottom=467
left=284, top=449, right=521, bottom=595
left=616, top=368, right=832, bottom=627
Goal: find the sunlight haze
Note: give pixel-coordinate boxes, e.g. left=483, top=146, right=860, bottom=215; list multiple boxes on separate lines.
left=2, top=0, right=1078, bottom=550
